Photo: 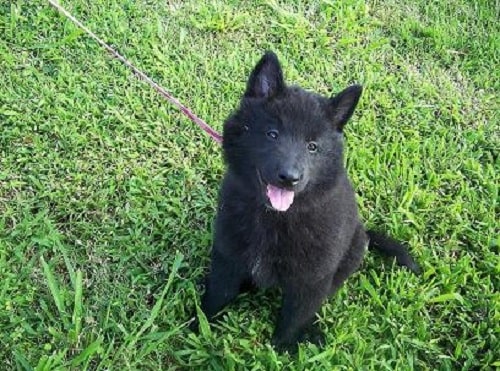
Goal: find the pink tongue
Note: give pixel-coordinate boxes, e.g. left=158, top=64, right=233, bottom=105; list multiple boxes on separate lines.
left=266, top=185, right=295, bottom=211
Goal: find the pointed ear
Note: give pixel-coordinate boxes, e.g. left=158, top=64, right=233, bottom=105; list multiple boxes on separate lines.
left=244, top=51, right=284, bottom=99
left=328, top=85, right=363, bottom=130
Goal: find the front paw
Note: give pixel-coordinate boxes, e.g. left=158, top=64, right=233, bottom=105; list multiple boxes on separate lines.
left=271, top=335, right=300, bottom=354
left=272, top=325, right=325, bottom=353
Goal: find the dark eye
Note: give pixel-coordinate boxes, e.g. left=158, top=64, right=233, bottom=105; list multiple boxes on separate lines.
left=307, top=141, right=318, bottom=153
left=266, top=130, right=279, bottom=140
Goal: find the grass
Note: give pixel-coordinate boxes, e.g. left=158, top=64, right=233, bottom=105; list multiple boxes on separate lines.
left=0, top=0, right=498, bottom=369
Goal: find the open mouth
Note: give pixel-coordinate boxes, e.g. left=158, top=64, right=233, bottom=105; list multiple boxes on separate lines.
left=257, top=170, right=295, bottom=212
left=266, top=185, right=295, bottom=212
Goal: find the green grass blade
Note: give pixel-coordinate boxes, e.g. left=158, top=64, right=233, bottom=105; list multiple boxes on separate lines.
left=360, top=276, right=384, bottom=308
left=127, top=252, right=184, bottom=350
left=195, top=302, right=212, bottom=338
left=40, top=256, right=68, bottom=326
left=71, top=269, right=83, bottom=343
left=94, top=338, right=116, bottom=371
left=57, top=241, right=76, bottom=288
left=70, top=338, right=103, bottom=367
left=13, top=350, right=33, bottom=371
left=427, top=292, right=464, bottom=304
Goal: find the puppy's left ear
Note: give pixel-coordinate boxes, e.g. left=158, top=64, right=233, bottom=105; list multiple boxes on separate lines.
left=328, top=85, right=362, bottom=130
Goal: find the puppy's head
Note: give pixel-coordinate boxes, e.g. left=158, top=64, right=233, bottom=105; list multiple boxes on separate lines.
left=223, top=52, right=362, bottom=212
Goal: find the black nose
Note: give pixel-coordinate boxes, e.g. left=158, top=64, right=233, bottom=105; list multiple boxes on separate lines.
left=278, top=169, right=301, bottom=187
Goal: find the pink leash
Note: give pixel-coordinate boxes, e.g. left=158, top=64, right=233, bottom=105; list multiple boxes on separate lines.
left=48, top=0, right=223, bottom=144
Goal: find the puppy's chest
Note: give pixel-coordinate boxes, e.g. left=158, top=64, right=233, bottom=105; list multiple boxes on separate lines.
left=246, top=215, right=331, bottom=287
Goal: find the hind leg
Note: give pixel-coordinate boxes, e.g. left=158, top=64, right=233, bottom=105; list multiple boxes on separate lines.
left=330, top=225, right=367, bottom=294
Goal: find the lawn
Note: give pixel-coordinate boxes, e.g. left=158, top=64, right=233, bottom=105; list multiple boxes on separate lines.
left=0, top=0, right=498, bottom=369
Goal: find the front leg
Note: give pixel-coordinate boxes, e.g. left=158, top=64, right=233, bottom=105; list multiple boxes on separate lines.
left=272, top=275, right=331, bottom=351
left=200, top=250, right=250, bottom=319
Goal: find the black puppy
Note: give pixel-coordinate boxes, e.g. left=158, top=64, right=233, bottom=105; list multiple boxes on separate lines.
left=195, top=51, right=420, bottom=351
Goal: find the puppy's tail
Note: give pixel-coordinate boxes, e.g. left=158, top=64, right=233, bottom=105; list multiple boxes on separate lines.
left=367, top=230, right=421, bottom=275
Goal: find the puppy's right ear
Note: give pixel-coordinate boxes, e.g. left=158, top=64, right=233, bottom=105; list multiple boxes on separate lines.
left=244, top=51, right=284, bottom=99
left=328, top=85, right=363, bottom=131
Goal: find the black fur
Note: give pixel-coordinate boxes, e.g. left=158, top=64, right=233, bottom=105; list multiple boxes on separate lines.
left=195, top=51, right=420, bottom=351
